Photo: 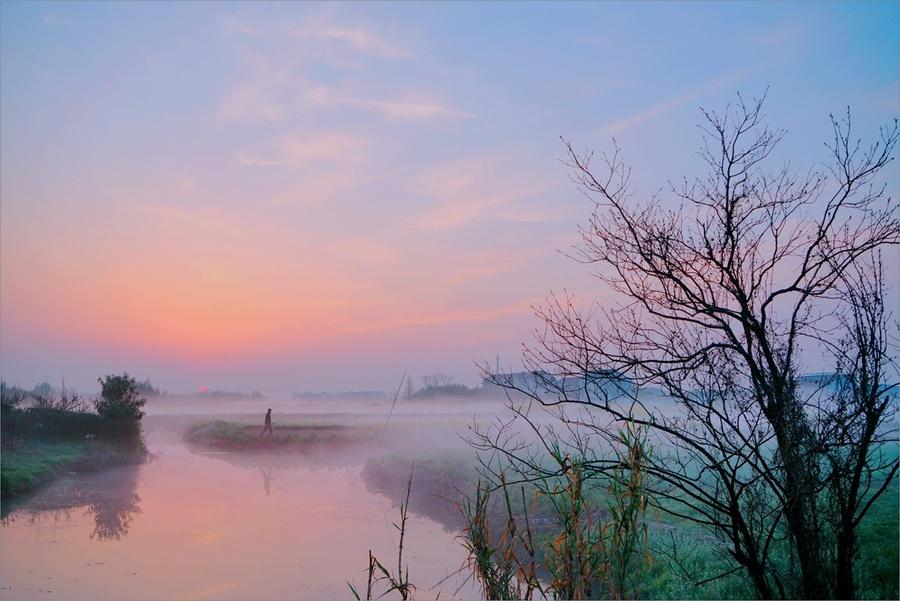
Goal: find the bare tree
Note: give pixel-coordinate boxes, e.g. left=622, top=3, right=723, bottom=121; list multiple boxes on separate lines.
left=422, top=373, right=454, bottom=389
left=475, top=93, right=899, bottom=599
left=819, top=253, right=898, bottom=599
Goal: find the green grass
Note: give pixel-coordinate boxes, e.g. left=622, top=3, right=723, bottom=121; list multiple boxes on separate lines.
left=855, top=478, right=899, bottom=600
left=1, top=440, right=89, bottom=498
left=362, top=452, right=899, bottom=599
left=1, top=437, right=147, bottom=500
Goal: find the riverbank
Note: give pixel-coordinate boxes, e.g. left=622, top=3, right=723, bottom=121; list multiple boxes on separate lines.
left=1, top=438, right=146, bottom=500
left=361, top=453, right=900, bottom=600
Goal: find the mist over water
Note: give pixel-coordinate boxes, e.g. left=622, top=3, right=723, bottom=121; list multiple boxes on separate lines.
left=0, top=394, right=520, bottom=600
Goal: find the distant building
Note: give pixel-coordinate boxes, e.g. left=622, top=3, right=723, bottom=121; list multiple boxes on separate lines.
left=482, top=369, right=634, bottom=402
left=336, top=390, right=388, bottom=402
left=560, top=369, right=635, bottom=402
left=482, top=370, right=557, bottom=395
left=796, top=372, right=845, bottom=388
left=293, top=391, right=334, bottom=401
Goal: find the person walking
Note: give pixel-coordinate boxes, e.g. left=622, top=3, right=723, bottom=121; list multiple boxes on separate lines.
left=260, top=408, right=274, bottom=437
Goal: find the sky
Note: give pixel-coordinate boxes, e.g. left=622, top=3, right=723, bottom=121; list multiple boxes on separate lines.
left=1, top=1, right=898, bottom=394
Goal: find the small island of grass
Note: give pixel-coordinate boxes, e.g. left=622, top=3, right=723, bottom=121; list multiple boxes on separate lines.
left=184, top=420, right=378, bottom=451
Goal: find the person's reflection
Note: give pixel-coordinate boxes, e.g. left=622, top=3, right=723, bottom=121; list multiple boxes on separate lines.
left=259, top=465, right=273, bottom=496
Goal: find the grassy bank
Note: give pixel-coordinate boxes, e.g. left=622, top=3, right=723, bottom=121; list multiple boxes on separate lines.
left=1, top=374, right=149, bottom=501
left=362, top=453, right=900, bottom=600
left=184, top=420, right=379, bottom=451
left=1, top=437, right=145, bottom=499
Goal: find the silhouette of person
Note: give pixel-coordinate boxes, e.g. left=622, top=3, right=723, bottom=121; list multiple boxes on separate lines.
left=260, top=408, right=274, bottom=437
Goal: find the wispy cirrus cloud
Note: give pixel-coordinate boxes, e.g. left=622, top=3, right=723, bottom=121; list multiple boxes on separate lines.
left=235, top=131, right=371, bottom=167
left=216, top=49, right=468, bottom=123
left=444, top=248, right=549, bottom=287
left=221, top=13, right=413, bottom=59
left=215, top=50, right=314, bottom=122
left=754, top=21, right=808, bottom=51
left=341, top=96, right=474, bottom=120
left=135, top=205, right=247, bottom=236
left=219, top=13, right=262, bottom=37
left=289, top=22, right=413, bottom=60
left=270, top=169, right=380, bottom=206
left=408, top=194, right=510, bottom=229
left=595, top=68, right=751, bottom=135
left=329, top=301, right=531, bottom=336
left=407, top=155, right=553, bottom=229
left=325, top=238, right=398, bottom=266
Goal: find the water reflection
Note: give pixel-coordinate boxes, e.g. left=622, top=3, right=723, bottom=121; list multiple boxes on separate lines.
left=185, top=433, right=381, bottom=497
left=2, top=463, right=142, bottom=542
left=259, top=465, right=273, bottom=496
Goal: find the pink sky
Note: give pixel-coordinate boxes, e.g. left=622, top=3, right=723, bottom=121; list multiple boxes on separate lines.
left=1, top=2, right=897, bottom=393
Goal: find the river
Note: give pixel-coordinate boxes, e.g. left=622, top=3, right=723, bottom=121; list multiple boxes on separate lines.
left=0, top=397, right=497, bottom=601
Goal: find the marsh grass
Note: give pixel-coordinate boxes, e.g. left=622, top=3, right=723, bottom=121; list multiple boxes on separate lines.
left=460, top=476, right=541, bottom=600
left=453, top=421, right=652, bottom=600
left=360, top=447, right=899, bottom=599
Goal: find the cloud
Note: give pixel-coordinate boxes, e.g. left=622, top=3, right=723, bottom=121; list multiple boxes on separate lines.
left=329, top=302, right=531, bottom=336
left=218, top=81, right=291, bottom=122
left=219, top=14, right=261, bottom=37
left=594, top=68, right=750, bottom=135
left=216, top=52, right=296, bottom=122
left=495, top=204, right=572, bottom=223
left=41, top=13, right=66, bottom=26
left=236, top=131, right=371, bottom=167
left=137, top=205, right=246, bottom=236
left=290, top=23, right=412, bottom=59
left=216, top=33, right=463, bottom=123
left=326, top=238, right=398, bottom=266
left=754, top=21, right=807, bottom=51
left=216, top=51, right=332, bottom=122
left=406, top=155, right=553, bottom=229
left=408, top=194, right=509, bottom=229
left=220, top=15, right=412, bottom=62
left=270, top=169, right=378, bottom=206
left=340, top=96, right=474, bottom=120
left=444, top=249, right=548, bottom=287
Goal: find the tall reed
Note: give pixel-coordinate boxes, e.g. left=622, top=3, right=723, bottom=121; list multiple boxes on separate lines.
left=349, top=465, right=416, bottom=600
left=460, top=419, right=652, bottom=600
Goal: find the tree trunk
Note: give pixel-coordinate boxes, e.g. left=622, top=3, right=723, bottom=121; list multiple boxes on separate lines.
left=769, top=400, right=828, bottom=599
left=835, top=524, right=856, bottom=599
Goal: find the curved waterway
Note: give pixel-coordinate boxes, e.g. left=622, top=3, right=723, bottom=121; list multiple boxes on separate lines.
left=0, top=398, right=493, bottom=600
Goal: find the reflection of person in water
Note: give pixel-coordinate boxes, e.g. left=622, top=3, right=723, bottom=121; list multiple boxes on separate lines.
left=259, top=408, right=274, bottom=437
left=259, top=466, right=273, bottom=496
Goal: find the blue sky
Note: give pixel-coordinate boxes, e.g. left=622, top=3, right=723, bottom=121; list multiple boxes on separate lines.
left=1, top=1, right=898, bottom=393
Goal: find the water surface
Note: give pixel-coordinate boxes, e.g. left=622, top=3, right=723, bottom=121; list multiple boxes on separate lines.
left=1, top=399, right=489, bottom=600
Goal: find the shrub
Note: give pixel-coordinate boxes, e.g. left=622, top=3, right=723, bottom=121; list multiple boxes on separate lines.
left=22, top=407, right=106, bottom=438
left=94, top=373, right=146, bottom=422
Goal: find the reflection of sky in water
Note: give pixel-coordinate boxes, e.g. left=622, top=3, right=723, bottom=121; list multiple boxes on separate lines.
left=0, top=409, right=482, bottom=600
